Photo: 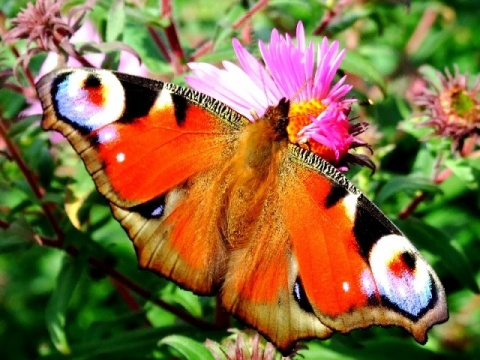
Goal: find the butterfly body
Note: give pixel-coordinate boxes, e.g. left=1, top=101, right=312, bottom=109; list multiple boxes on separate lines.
left=36, top=68, right=448, bottom=354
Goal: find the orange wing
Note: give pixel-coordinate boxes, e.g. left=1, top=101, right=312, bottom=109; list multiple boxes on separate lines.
left=216, top=144, right=447, bottom=354
left=37, top=68, right=247, bottom=294
left=281, top=146, right=448, bottom=345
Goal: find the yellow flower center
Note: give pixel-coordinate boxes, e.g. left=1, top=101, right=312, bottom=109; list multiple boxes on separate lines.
left=286, top=99, right=338, bottom=163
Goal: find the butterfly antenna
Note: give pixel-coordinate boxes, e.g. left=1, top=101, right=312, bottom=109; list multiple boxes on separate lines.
left=290, top=77, right=313, bottom=103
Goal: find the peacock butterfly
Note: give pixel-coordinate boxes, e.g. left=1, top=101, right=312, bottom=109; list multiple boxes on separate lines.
left=36, top=67, right=448, bottom=354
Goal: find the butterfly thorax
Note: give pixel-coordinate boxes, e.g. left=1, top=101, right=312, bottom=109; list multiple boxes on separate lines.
left=221, top=100, right=290, bottom=248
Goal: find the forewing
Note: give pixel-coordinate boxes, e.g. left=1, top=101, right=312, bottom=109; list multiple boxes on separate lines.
left=36, top=68, right=247, bottom=293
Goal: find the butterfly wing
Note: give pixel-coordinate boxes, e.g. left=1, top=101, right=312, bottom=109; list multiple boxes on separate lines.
left=283, top=146, right=448, bottom=344
left=219, top=144, right=334, bottom=349
left=36, top=68, right=247, bottom=294
left=219, top=143, right=447, bottom=354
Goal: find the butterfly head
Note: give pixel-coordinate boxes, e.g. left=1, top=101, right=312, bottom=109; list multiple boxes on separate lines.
left=262, top=98, right=290, bottom=141
left=265, top=95, right=351, bottom=166
left=259, top=96, right=357, bottom=170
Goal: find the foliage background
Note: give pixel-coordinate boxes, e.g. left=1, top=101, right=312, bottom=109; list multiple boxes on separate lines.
left=1, top=0, right=479, bottom=359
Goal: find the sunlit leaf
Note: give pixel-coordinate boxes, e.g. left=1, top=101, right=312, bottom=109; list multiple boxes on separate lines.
left=445, top=158, right=480, bottom=190
left=106, top=0, right=126, bottom=42
left=159, top=335, right=215, bottom=360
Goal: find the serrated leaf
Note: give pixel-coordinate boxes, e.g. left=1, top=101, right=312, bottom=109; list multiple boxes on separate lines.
left=45, top=254, right=84, bottom=354
left=106, top=0, right=126, bottom=42
left=159, top=335, right=215, bottom=360
left=341, top=50, right=386, bottom=95
left=375, top=175, right=441, bottom=205
left=398, top=218, right=479, bottom=293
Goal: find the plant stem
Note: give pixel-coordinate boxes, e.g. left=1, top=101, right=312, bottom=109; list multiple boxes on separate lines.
left=313, top=0, right=351, bottom=36
left=161, top=0, right=185, bottom=74
left=0, top=118, right=64, bottom=242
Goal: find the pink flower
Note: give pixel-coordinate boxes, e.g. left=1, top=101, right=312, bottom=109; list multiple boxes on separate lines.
left=186, top=22, right=369, bottom=168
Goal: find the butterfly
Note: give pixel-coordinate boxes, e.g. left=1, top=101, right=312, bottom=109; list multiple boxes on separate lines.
left=36, top=67, right=448, bottom=354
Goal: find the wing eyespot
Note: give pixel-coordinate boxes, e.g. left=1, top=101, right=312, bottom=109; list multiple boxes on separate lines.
left=52, top=69, right=126, bottom=132
left=293, top=277, right=315, bottom=314
left=369, top=235, right=436, bottom=320
left=130, top=195, right=167, bottom=219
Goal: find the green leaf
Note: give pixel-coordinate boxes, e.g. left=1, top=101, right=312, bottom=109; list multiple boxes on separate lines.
left=398, top=218, right=479, bottom=293
left=7, top=115, right=40, bottom=138
left=0, top=217, right=35, bottom=252
left=341, top=50, right=387, bottom=95
left=160, top=283, right=203, bottom=317
left=45, top=254, right=84, bottom=354
left=375, top=175, right=441, bottom=205
left=327, top=8, right=373, bottom=35
left=445, top=158, right=480, bottom=190
left=159, top=335, right=215, bottom=360
left=411, top=27, right=454, bottom=62
left=0, top=88, right=25, bottom=119
left=42, top=327, right=182, bottom=359
left=106, top=0, right=126, bottom=42
left=41, top=192, right=66, bottom=206
left=398, top=116, right=434, bottom=140
left=418, top=65, right=442, bottom=89
left=37, top=142, right=55, bottom=190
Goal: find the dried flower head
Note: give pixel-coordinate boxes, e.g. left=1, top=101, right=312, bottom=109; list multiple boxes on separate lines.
left=206, top=330, right=292, bottom=360
left=415, top=66, right=480, bottom=153
left=3, top=0, right=94, bottom=70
